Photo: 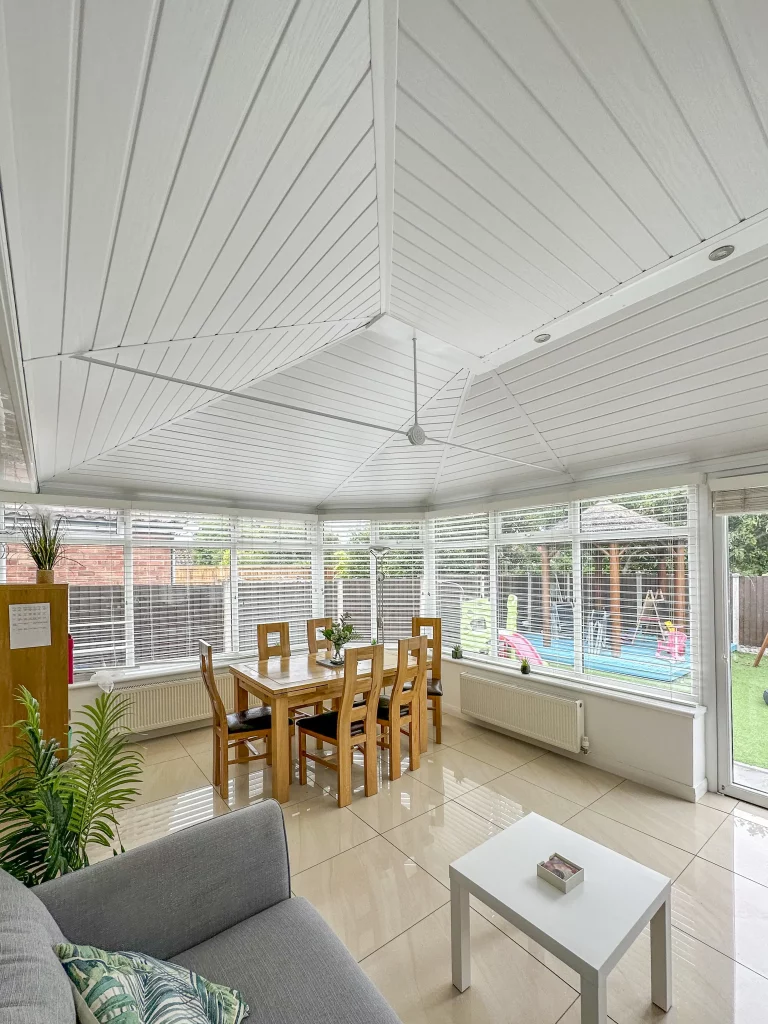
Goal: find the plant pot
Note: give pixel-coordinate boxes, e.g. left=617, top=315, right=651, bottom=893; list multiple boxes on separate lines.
left=520, top=665, right=531, bottom=675
left=36, top=569, right=55, bottom=584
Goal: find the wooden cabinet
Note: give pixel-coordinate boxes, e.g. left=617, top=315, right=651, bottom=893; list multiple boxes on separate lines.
left=0, top=584, right=69, bottom=761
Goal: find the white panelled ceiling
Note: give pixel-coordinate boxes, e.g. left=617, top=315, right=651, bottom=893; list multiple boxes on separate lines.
left=2, top=0, right=768, bottom=511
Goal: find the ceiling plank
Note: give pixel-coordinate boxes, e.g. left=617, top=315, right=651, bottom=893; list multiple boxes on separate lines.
left=368, top=0, right=397, bottom=312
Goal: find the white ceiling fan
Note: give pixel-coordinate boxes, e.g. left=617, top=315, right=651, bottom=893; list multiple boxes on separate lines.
left=74, top=331, right=562, bottom=474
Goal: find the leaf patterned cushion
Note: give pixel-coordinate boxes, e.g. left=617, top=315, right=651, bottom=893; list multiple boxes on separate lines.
left=55, top=943, right=249, bottom=1024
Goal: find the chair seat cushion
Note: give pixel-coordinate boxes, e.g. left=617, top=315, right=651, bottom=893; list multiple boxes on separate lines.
left=377, top=695, right=409, bottom=719
left=298, top=710, right=364, bottom=740
left=404, top=679, right=443, bottom=697
left=172, top=897, right=400, bottom=1024
left=226, top=707, right=273, bottom=733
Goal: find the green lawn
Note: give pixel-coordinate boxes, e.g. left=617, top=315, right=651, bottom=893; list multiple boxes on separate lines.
left=732, top=651, right=768, bottom=769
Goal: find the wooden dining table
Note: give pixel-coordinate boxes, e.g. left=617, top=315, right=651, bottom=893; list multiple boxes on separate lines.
left=230, top=645, right=428, bottom=803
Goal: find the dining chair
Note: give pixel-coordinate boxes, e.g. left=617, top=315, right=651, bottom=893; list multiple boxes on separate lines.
left=257, top=621, right=291, bottom=659
left=297, top=644, right=384, bottom=807
left=307, top=617, right=332, bottom=654
left=412, top=616, right=443, bottom=743
left=198, top=640, right=277, bottom=801
left=377, top=635, right=427, bottom=780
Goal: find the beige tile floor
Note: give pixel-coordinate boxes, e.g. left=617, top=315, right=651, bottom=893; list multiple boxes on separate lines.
left=100, top=713, right=768, bottom=1024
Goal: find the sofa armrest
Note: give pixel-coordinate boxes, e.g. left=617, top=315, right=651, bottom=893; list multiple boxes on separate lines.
left=36, top=801, right=290, bottom=960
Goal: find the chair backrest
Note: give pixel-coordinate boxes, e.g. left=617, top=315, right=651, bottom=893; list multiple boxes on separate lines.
left=307, top=617, right=332, bottom=654
left=388, top=635, right=428, bottom=713
left=257, top=621, right=291, bottom=659
left=198, top=640, right=225, bottom=725
left=411, top=617, right=442, bottom=681
left=338, top=644, right=384, bottom=738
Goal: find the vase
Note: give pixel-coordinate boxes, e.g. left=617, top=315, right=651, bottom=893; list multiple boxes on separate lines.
left=330, top=644, right=345, bottom=665
left=36, top=569, right=54, bottom=584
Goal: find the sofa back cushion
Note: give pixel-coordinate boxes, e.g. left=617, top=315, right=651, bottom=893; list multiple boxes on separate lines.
left=0, top=869, right=75, bottom=1024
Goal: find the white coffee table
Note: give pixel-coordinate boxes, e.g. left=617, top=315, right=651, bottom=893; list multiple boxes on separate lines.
left=449, top=813, right=671, bottom=1024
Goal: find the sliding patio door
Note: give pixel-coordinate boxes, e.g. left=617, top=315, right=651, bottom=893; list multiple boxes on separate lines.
left=713, top=488, right=768, bottom=808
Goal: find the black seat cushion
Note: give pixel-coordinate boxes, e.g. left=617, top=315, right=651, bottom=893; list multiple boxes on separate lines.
left=404, top=679, right=443, bottom=697
left=226, top=707, right=274, bottom=733
left=298, top=710, right=364, bottom=740
left=377, top=695, right=409, bottom=719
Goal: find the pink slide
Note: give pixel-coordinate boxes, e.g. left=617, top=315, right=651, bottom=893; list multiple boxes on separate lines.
left=498, top=630, right=545, bottom=666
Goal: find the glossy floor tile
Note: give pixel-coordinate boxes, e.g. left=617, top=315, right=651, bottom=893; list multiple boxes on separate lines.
left=438, top=714, right=492, bottom=747
left=698, top=811, right=768, bottom=886
left=565, top=807, right=694, bottom=879
left=450, top=731, right=545, bottom=772
left=386, top=801, right=501, bottom=887
left=346, top=773, right=448, bottom=832
left=512, top=751, right=623, bottom=806
left=455, top=773, right=582, bottom=829
left=555, top=1004, right=618, bottom=1024
left=128, top=733, right=188, bottom=765
left=608, top=923, right=768, bottom=1023
left=132, top=756, right=210, bottom=806
left=699, top=790, right=739, bottom=813
left=673, top=857, right=768, bottom=979
left=282, top=794, right=377, bottom=874
left=292, top=836, right=448, bottom=961
left=408, top=747, right=505, bottom=800
left=89, top=785, right=230, bottom=862
left=361, top=903, right=577, bottom=1024
left=590, top=780, right=728, bottom=853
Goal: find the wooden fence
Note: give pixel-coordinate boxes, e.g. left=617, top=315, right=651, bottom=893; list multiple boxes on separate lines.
left=737, top=575, right=768, bottom=647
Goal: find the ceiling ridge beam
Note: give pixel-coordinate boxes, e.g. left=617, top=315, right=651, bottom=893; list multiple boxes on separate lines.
left=61, top=317, right=380, bottom=474
left=317, top=366, right=467, bottom=506
left=369, top=0, right=398, bottom=312
left=27, top=314, right=377, bottom=363
left=490, top=369, right=573, bottom=478
left=429, top=369, right=473, bottom=499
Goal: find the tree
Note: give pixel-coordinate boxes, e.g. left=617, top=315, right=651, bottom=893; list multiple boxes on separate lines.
left=729, top=514, right=768, bottom=576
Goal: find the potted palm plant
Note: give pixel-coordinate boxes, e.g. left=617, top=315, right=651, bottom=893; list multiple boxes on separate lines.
left=0, top=686, right=142, bottom=885
left=19, top=510, right=65, bottom=584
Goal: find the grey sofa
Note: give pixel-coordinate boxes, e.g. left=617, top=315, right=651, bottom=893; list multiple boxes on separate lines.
left=0, top=800, right=400, bottom=1024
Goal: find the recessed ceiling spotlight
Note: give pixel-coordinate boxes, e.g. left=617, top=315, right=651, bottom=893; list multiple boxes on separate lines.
left=534, top=333, right=551, bottom=343
left=708, top=244, right=734, bottom=261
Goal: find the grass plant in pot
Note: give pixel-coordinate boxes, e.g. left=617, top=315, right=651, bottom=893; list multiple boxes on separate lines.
left=20, top=510, right=65, bottom=584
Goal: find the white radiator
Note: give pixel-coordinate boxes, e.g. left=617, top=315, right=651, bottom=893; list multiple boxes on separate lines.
left=460, top=673, right=585, bottom=754
left=116, top=672, right=260, bottom=735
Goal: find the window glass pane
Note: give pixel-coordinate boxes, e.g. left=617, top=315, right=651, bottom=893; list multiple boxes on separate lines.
left=324, top=548, right=372, bottom=636
left=322, top=520, right=370, bottom=545
left=580, top=538, right=692, bottom=696
left=376, top=520, right=423, bottom=543
left=432, top=513, right=489, bottom=545
left=580, top=489, right=688, bottom=532
left=496, top=542, right=573, bottom=669
left=379, top=548, right=423, bottom=640
left=237, top=549, right=312, bottom=652
left=435, top=547, right=491, bottom=654
left=133, top=546, right=228, bottom=665
left=499, top=504, right=569, bottom=535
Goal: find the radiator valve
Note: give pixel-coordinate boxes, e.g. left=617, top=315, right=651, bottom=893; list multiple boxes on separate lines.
left=580, top=736, right=590, bottom=755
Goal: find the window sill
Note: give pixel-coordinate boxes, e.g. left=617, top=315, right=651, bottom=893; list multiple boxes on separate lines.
left=71, top=652, right=259, bottom=689
left=442, top=653, right=705, bottom=718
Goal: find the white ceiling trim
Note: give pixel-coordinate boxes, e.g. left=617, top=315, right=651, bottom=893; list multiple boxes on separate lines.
left=429, top=368, right=473, bottom=499
left=368, top=0, right=397, bottom=313
left=488, top=369, right=571, bottom=478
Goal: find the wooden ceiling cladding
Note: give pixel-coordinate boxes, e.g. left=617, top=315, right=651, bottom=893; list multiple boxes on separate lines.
left=3, top=0, right=768, bottom=508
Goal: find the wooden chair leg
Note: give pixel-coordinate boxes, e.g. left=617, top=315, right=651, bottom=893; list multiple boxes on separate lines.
left=434, top=695, right=442, bottom=745
left=409, top=708, right=421, bottom=772
left=364, top=735, right=378, bottom=797
left=212, top=730, right=221, bottom=787
left=314, top=702, right=324, bottom=749
left=389, top=714, right=401, bottom=781
left=265, top=733, right=272, bottom=766
left=218, top=733, right=229, bottom=802
left=298, top=730, right=307, bottom=786
left=338, top=741, right=352, bottom=807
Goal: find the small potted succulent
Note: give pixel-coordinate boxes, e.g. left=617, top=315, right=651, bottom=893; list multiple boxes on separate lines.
left=20, top=511, right=65, bottom=584
left=322, top=612, right=360, bottom=665
left=451, top=642, right=463, bottom=659
left=520, top=657, right=531, bottom=676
